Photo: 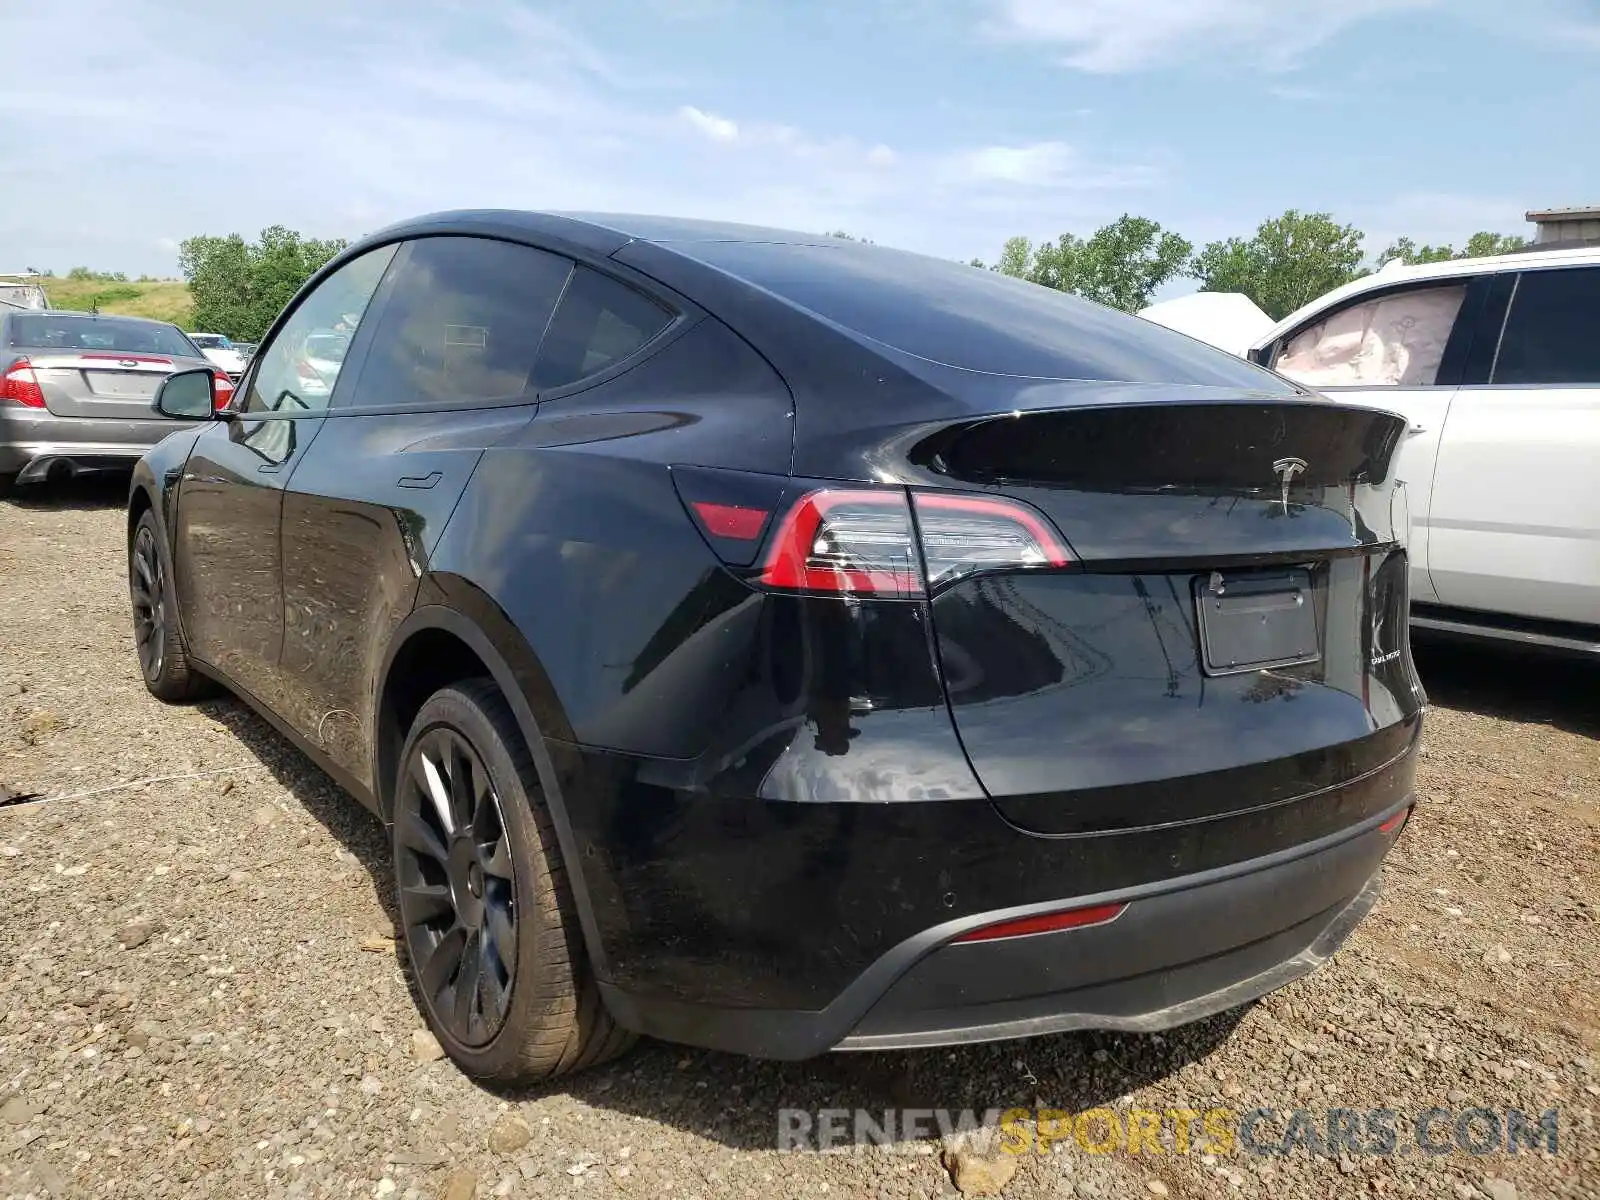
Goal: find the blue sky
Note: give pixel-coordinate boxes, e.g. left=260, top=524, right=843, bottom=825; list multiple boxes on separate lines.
left=3, top=0, right=1598, bottom=278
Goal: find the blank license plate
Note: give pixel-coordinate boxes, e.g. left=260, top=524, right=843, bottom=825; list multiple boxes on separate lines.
left=1194, top=569, right=1319, bottom=675
left=86, top=373, right=158, bottom=398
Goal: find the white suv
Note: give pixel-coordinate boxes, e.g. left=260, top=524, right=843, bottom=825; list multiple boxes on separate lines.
left=1249, top=246, right=1600, bottom=656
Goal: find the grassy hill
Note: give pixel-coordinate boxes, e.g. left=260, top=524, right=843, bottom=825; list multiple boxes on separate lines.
left=39, top=278, right=193, bottom=327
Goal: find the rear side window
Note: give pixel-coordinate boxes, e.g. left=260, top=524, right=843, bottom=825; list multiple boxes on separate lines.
left=532, top=267, right=673, bottom=390
left=1492, top=267, right=1600, bottom=385
left=9, top=313, right=199, bottom=358
left=674, top=239, right=1293, bottom=389
left=1274, top=284, right=1467, bottom=388
left=342, top=236, right=571, bottom=409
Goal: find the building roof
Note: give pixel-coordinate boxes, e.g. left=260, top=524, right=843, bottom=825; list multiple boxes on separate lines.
left=1526, top=206, right=1600, bottom=221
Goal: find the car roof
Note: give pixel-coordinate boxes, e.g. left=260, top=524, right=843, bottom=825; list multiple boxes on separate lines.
left=345, top=210, right=1295, bottom=391
left=9, top=308, right=175, bottom=326
left=1254, top=243, right=1600, bottom=348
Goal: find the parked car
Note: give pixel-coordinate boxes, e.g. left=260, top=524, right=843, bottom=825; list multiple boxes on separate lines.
left=186, top=332, right=249, bottom=379
left=1, top=311, right=232, bottom=491
left=127, top=212, right=1422, bottom=1082
left=0, top=274, right=51, bottom=311
left=1249, top=245, right=1600, bottom=656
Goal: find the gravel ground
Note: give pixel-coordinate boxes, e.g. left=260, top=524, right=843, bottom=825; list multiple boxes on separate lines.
left=1, top=476, right=1595, bottom=1200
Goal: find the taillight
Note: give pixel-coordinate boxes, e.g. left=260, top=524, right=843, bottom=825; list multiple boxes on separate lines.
left=760, top=489, right=923, bottom=596
left=211, top=370, right=234, bottom=410
left=912, top=492, right=1071, bottom=588
left=952, top=901, right=1127, bottom=944
left=673, top=467, right=1075, bottom=596
left=1, top=358, right=46, bottom=409
left=758, top=487, right=1072, bottom=597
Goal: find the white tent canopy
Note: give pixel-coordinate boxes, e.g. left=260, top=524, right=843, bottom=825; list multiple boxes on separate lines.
left=1138, top=292, right=1274, bottom=358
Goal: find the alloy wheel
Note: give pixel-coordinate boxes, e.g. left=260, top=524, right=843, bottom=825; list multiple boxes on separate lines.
left=130, top=525, right=165, bottom=680
left=396, top=727, right=518, bottom=1048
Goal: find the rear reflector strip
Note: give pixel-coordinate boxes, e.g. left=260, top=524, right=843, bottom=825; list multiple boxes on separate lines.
left=1378, top=806, right=1411, bottom=835
left=951, top=902, right=1127, bottom=944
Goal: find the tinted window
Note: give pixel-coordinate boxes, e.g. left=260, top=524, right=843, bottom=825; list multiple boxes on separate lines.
left=532, top=266, right=673, bottom=390
left=10, top=313, right=199, bottom=357
left=677, top=240, right=1294, bottom=390
left=1275, top=284, right=1467, bottom=388
left=343, top=236, right=571, bottom=409
left=1493, top=268, right=1600, bottom=385
left=241, top=244, right=396, bottom=414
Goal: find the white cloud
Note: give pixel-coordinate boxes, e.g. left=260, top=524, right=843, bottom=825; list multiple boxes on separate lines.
left=981, top=0, right=1600, bottom=72
left=982, top=0, right=1437, bottom=72
left=960, top=141, right=1074, bottom=186
left=678, top=105, right=741, bottom=142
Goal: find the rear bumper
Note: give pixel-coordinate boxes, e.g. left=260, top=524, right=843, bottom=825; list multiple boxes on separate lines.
left=596, top=796, right=1408, bottom=1059
left=0, top=408, right=197, bottom=479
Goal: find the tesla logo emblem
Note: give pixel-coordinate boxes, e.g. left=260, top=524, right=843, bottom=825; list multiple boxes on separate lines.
left=1272, top=457, right=1308, bottom=511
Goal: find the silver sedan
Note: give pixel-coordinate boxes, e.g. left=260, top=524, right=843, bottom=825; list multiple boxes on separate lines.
left=0, top=311, right=230, bottom=490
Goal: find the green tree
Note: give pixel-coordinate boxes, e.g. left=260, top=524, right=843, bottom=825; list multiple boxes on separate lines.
left=988, top=216, right=1192, bottom=313
left=1379, top=236, right=1456, bottom=266
left=1379, top=231, right=1528, bottom=266
left=1462, top=231, right=1527, bottom=257
left=179, top=225, right=348, bottom=341
left=1190, top=209, right=1365, bottom=321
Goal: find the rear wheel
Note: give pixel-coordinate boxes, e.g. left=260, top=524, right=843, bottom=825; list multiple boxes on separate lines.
left=392, top=680, right=634, bottom=1082
left=129, top=509, right=210, bottom=701
left=0, top=472, right=14, bottom=499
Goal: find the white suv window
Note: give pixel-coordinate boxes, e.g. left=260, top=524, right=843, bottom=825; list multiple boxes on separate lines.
left=1276, top=284, right=1467, bottom=388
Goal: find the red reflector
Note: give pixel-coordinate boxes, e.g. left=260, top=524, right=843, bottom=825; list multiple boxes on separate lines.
left=691, top=500, right=767, bottom=541
left=1378, top=806, right=1411, bottom=835
left=1, top=358, right=46, bottom=409
left=952, top=902, right=1127, bottom=944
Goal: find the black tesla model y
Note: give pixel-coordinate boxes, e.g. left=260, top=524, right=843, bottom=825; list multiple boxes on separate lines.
left=127, top=212, right=1423, bottom=1082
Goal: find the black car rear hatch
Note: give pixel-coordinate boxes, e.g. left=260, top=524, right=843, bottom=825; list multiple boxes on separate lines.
left=912, top=396, right=1421, bottom=837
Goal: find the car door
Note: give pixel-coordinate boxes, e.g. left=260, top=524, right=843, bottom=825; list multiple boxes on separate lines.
left=1264, top=275, right=1485, bottom=604
left=172, top=245, right=397, bottom=712
left=274, top=235, right=577, bottom=795
left=1428, top=265, right=1600, bottom=624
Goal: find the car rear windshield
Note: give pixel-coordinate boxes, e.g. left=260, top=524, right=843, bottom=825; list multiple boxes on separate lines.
left=682, top=240, right=1296, bottom=389
left=189, top=333, right=229, bottom=349
left=8, top=313, right=200, bottom=358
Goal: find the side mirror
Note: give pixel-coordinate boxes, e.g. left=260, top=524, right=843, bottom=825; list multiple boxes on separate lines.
left=153, top=368, right=219, bottom=420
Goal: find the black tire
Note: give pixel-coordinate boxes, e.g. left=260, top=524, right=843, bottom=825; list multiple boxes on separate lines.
left=392, top=679, right=634, bottom=1083
left=129, top=508, right=212, bottom=702
left=0, top=472, right=15, bottom=499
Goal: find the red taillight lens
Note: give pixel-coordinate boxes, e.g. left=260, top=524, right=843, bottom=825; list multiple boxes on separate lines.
left=952, top=902, right=1127, bottom=944
left=759, top=489, right=923, bottom=596
left=1, top=358, right=46, bottom=409
left=211, top=370, right=234, bottom=411
left=913, top=491, right=1072, bottom=587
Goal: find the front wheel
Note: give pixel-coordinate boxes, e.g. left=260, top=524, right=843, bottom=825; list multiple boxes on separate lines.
left=392, top=680, right=634, bottom=1082
left=129, top=509, right=210, bottom=701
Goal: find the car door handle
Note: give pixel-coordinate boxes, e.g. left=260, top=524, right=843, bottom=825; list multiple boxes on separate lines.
left=1405, top=424, right=1428, bottom=438
left=397, top=471, right=443, bottom=490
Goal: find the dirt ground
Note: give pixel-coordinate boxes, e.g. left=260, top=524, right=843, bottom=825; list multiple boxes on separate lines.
left=1, top=476, right=1595, bottom=1200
